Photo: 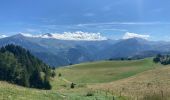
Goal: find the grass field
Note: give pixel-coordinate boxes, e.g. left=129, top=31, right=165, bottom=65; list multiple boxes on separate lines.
left=1, top=58, right=170, bottom=100
left=56, top=58, right=155, bottom=83
left=89, top=64, right=170, bottom=100
left=0, top=81, right=63, bottom=100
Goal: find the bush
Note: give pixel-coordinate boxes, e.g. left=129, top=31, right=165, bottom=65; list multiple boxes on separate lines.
left=70, top=83, right=76, bottom=89
left=86, top=91, right=94, bottom=96
left=109, top=58, right=114, bottom=61
left=153, top=54, right=161, bottom=63
left=58, top=73, right=62, bottom=77
left=121, top=58, right=124, bottom=61
left=51, top=71, right=56, bottom=78
left=153, top=54, right=170, bottom=65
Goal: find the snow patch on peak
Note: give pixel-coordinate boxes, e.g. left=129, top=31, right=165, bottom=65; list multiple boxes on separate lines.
left=21, top=31, right=107, bottom=41
left=20, top=33, right=33, bottom=37
left=123, top=32, right=150, bottom=40
left=0, top=35, right=8, bottom=38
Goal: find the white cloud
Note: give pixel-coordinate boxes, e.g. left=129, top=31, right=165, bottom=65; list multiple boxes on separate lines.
left=20, top=33, right=34, bottom=37
left=123, top=32, right=150, bottom=40
left=76, top=22, right=170, bottom=27
left=21, top=31, right=107, bottom=41
left=0, top=35, right=8, bottom=38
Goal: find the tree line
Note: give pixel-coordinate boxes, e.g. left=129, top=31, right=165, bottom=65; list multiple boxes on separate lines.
left=0, top=44, right=54, bottom=90
left=153, top=54, right=170, bottom=65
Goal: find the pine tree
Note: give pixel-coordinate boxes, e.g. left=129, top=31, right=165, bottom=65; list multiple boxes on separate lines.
left=0, top=44, right=52, bottom=90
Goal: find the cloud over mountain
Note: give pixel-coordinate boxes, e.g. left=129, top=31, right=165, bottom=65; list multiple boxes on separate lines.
left=0, top=35, right=8, bottom=38
left=21, top=31, right=107, bottom=41
left=123, top=32, right=150, bottom=40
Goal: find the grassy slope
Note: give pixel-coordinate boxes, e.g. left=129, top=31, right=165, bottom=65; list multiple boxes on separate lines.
left=56, top=58, right=155, bottom=83
left=0, top=81, right=63, bottom=100
left=89, top=65, right=170, bottom=100
left=0, top=58, right=162, bottom=100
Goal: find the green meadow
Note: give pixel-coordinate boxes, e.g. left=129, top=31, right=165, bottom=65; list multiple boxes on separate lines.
left=2, top=58, right=170, bottom=100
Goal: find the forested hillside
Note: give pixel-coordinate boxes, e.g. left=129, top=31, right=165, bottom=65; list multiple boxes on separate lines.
left=0, top=44, right=53, bottom=90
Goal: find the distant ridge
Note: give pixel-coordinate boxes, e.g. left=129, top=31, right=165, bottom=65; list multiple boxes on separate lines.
left=0, top=34, right=170, bottom=67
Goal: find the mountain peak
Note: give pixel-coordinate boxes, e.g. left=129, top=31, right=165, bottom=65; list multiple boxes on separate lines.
left=0, top=35, right=8, bottom=38
left=12, top=33, right=25, bottom=38
left=14, top=32, right=107, bottom=41
left=124, top=37, right=148, bottom=42
left=42, top=33, right=53, bottom=37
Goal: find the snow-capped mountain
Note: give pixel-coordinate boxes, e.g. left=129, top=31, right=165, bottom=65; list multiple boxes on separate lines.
left=21, top=31, right=107, bottom=41
left=0, top=33, right=170, bottom=67
left=0, top=35, right=8, bottom=38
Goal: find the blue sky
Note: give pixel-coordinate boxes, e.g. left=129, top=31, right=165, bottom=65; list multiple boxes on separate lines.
left=0, top=0, right=170, bottom=40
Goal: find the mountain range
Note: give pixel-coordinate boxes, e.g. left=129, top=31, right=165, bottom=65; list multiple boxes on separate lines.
left=0, top=33, right=170, bottom=67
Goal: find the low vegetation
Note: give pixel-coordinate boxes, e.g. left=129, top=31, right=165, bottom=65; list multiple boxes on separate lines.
left=1, top=55, right=170, bottom=100
left=153, top=54, right=170, bottom=65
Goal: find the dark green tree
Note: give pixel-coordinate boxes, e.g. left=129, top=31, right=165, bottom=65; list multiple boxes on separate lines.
left=0, top=44, right=52, bottom=90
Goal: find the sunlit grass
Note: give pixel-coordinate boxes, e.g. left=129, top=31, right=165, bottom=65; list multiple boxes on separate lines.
left=1, top=58, right=168, bottom=100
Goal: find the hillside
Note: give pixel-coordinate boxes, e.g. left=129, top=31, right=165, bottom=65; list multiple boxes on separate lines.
left=0, top=44, right=52, bottom=89
left=89, top=64, right=170, bottom=100
left=56, top=58, right=155, bottom=83
left=1, top=58, right=165, bottom=100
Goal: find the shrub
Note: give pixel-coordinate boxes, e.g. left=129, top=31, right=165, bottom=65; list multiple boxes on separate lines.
left=86, top=91, right=94, bottom=96
left=51, top=71, right=56, bottom=78
left=70, top=83, right=76, bottom=89
left=58, top=73, right=62, bottom=77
